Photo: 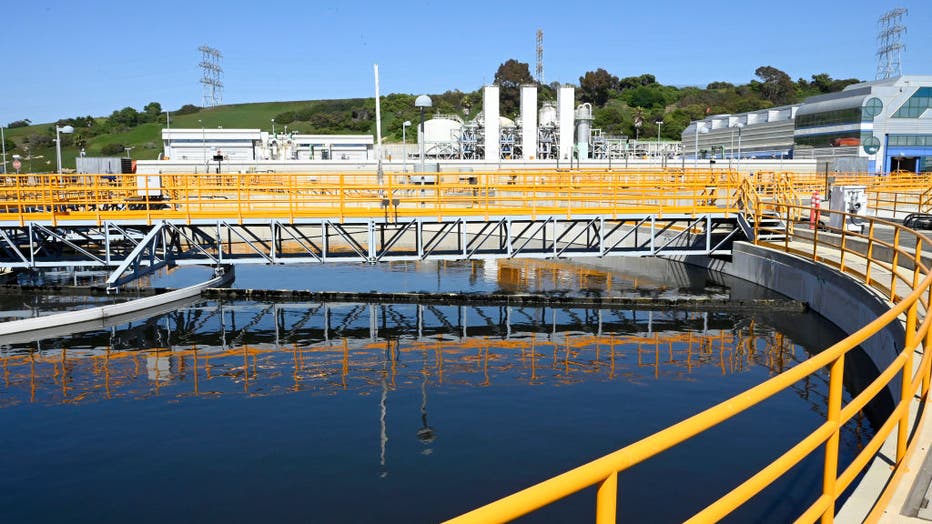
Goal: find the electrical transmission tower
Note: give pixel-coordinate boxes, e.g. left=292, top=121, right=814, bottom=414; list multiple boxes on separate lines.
left=199, top=45, right=224, bottom=107
left=876, top=8, right=907, bottom=80
left=536, top=29, right=544, bottom=85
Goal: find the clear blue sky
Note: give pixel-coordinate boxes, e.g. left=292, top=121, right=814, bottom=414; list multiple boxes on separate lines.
left=2, top=0, right=929, bottom=125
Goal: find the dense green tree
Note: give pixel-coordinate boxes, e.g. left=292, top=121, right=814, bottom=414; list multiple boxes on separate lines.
left=493, top=59, right=535, bottom=117
left=618, top=74, right=657, bottom=92
left=752, top=66, right=796, bottom=105
left=808, top=73, right=860, bottom=94
left=144, top=102, right=162, bottom=121
left=579, top=68, right=619, bottom=106
left=3, top=137, right=15, bottom=153
left=101, top=143, right=125, bottom=156
left=592, top=100, right=630, bottom=136
left=658, top=109, right=692, bottom=139
left=175, top=104, right=201, bottom=115
left=108, top=106, right=141, bottom=128
left=274, top=111, right=296, bottom=125
left=24, top=133, right=52, bottom=149
left=624, top=85, right=668, bottom=109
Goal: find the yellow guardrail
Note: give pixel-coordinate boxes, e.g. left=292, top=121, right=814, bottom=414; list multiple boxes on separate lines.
left=736, top=171, right=930, bottom=218
left=0, top=170, right=742, bottom=225
left=447, top=182, right=932, bottom=523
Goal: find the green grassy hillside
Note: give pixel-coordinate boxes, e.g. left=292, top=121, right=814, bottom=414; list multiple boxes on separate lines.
left=1, top=64, right=859, bottom=173
left=3, top=94, right=471, bottom=172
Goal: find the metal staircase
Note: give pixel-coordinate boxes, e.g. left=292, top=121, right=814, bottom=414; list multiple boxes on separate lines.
left=734, top=173, right=797, bottom=243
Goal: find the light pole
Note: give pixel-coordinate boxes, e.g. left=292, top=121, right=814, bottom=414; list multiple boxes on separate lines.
left=198, top=119, right=206, bottom=172
left=1, top=125, right=6, bottom=175
left=55, top=125, right=74, bottom=175
left=731, top=123, right=744, bottom=173
left=414, top=95, right=432, bottom=172
left=165, top=111, right=171, bottom=129
left=655, top=120, right=663, bottom=158
left=693, top=122, right=708, bottom=169
left=402, top=120, right=411, bottom=173
left=271, top=118, right=275, bottom=136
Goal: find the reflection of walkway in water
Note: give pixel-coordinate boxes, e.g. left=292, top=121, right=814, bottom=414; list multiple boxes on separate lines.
left=0, top=300, right=875, bottom=482
left=1, top=300, right=806, bottom=408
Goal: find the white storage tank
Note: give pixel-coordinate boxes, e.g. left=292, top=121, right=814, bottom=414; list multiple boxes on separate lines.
left=539, top=102, right=558, bottom=127
left=575, top=103, right=593, bottom=159
left=421, top=116, right=463, bottom=144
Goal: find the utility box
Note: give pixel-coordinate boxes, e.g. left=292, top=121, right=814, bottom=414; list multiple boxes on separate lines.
left=136, top=175, right=162, bottom=197
left=828, top=185, right=868, bottom=232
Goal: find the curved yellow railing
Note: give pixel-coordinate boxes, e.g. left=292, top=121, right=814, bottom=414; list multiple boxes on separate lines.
left=447, top=196, right=931, bottom=523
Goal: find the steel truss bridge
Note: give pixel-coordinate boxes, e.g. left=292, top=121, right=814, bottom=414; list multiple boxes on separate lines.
left=0, top=170, right=745, bottom=289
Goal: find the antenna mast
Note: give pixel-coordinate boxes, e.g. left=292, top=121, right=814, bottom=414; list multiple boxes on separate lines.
left=536, top=29, right=544, bottom=85
left=876, top=8, right=907, bottom=79
left=199, top=45, right=224, bottom=107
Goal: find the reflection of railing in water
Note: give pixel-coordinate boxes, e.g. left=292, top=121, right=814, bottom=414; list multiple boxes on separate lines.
left=0, top=302, right=798, bottom=407
left=496, top=259, right=622, bottom=293
left=1, top=330, right=792, bottom=407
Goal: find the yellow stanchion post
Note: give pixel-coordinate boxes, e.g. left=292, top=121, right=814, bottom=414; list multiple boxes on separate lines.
left=820, top=354, right=844, bottom=524
left=595, top=472, right=618, bottom=524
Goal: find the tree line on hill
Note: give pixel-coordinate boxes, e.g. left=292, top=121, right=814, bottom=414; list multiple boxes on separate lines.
left=4, top=62, right=860, bottom=159
left=4, top=102, right=201, bottom=157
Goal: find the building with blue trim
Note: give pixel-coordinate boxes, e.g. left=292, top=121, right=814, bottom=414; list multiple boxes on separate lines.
left=683, top=75, right=932, bottom=173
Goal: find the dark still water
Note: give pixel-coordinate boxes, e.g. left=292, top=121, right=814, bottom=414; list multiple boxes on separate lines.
left=0, top=261, right=882, bottom=523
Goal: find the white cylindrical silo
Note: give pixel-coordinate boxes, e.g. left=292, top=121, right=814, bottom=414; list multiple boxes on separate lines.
left=557, top=86, right=575, bottom=160
left=538, top=102, right=558, bottom=127
left=520, top=85, right=537, bottom=160
left=575, top=103, right=593, bottom=159
left=483, top=85, right=500, bottom=161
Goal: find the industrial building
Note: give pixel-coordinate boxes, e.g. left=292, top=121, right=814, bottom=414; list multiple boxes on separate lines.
left=682, top=75, right=932, bottom=173
left=161, top=129, right=375, bottom=163
left=154, top=84, right=685, bottom=174
left=416, top=85, right=680, bottom=161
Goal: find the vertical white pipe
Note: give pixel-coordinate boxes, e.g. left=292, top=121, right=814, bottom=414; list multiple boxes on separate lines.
left=557, top=86, right=574, bottom=161
left=520, top=85, right=537, bottom=160
left=483, top=85, right=500, bottom=161
left=374, top=64, right=383, bottom=167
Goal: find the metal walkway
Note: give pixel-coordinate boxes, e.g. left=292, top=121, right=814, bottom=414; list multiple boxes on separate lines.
left=0, top=170, right=744, bottom=289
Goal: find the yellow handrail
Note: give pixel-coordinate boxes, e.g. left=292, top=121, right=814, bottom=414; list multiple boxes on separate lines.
left=447, top=181, right=932, bottom=523
left=0, top=170, right=742, bottom=224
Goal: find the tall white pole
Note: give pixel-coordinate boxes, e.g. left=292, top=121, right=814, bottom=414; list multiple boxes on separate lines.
left=1, top=125, right=6, bottom=175
left=374, top=64, right=383, bottom=181
left=402, top=124, right=407, bottom=173
left=694, top=124, right=699, bottom=169
left=419, top=108, right=425, bottom=172
left=56, top=127, right=62, bottom=175
left=200, top=121, right=207, bottom=173
left=737, top=126, right=742, bottom=174
left=730, top=129, right=734, bottom=164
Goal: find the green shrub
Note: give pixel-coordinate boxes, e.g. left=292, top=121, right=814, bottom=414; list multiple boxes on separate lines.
left=101, top=143, right=125, bottom=156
